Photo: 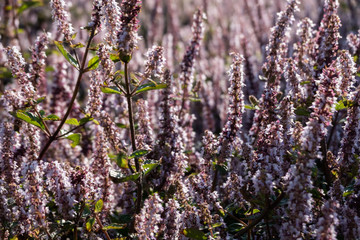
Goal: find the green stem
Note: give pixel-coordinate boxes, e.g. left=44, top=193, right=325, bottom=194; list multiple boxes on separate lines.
left=234, top=190, right=285, bottom=237
left=37, top=29, right=96, bottom=160
left=124, top=62, right=143, bottom=214
left=33, top=107, right=51, bottom=137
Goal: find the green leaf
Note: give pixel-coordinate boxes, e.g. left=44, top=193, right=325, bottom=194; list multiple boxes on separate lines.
left=79, top=116, right=94, bottom=125
left=45, top=66, right=55, bottom=72
left=335, top=100, right=347, bottom=111
left=189, top=97, right=201, bottom=102
left=11, top=111, right=45, bottom=130
left=94, top=199, right=103, bottom=213
left=343, top=190, right=354, bottom=197
left=109, top=213, right=132, bottom=224
left=82, top=204, right=92, bottom=217
left=0, top=67, right=12, bottom=79
left=135, top=83, right=167, bottom=95
left=17, top=0, right=41, bottom=14
left=34, top=96, right=46, bottom=104
left=70, top=42, right=85, bottom=49
left=294, top=107, right=311, bottom=117
left=228, top=223, right=246, bottom=232
left=218, top=208, right=225, bottom=217
left=87, top=56, right=100, bottom=71
left=43, top=114, right=61, bottom=121
left=101, top=86, right=122, bottom=95
left=354, top=55, right=358, bottom=63
left=300, top=81, right=311, bottom=85
left=212, top=222, right=223, bottom=228
left=102, top=223, right=126, bottom=230
left=110, top=54, right=120, bottom=63
left=110, top=152, right=128, bottom=168
left=245, top=104, right=256, bottom=110
left=65, top=118, right=80, bottom=126
left=183, top=228, right=207, bottom=240
left=65, top=133, right=81, bottom=148
left=142, top=163, right=160, bottom=175
left=214, top=164, right=228, bottom=175
left=116, top=123, right=128, bottom=128
left=54, top=41, right=79, bottom=69
left=249, top=95, right=259, bottom=106
left=129, top=149, right=149, bottom=159
left=109, top=170, right=140, bottom=183
left=86, top=218, right=95, bottom=232
left=245, top=208, right=260, bottom=215
left=119, top=52, right=132, bottom=63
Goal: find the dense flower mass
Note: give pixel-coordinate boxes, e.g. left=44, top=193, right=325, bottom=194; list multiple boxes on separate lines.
left=49, top=0, right=75, bottom=41
left=1, top=0, right=360, bottom=239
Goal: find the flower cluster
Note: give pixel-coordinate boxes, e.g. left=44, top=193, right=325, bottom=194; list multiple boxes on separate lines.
left=2, top=0, right=360, bottom=239
left=50, top=0, right=75, bottom=41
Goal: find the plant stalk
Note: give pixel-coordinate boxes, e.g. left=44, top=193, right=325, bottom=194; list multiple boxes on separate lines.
left=124, top=62, right=143, bottom=214
left=37, top=29, right=96, bottom=160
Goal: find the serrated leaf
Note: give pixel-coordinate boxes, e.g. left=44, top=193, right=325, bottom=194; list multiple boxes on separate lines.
left=129, top=149, right=149, bottom=159
left=101, top=86, right=122, bottom=95
left=17, top=0, right=41, bottom=14
left=65, top=118, right=80, bottom=126
left=102, top=223, right=126, bottom=230
left=65, top=133, right=81, bottom=148
left=94, top=199, right=103, bottom=213
left=54, top=41, right=79, bottom=69
left=43, top=114, right=61, bottom=121
left=183, top=228, right=207, bottom=240
left=135, top=83, right=167, bottom=95
left=109, top=170, right=140, bottom=183
left=87, top=56, right=100, bottom=71
left=86, top=218, right=95, bottom=232
left=11, top=111, right=45, bottom=130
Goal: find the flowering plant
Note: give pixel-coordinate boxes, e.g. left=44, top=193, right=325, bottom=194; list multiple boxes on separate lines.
left=1, top=0, right=360, bottom=239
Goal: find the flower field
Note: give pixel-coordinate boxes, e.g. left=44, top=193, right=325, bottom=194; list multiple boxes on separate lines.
left=0, top=0, right=360, bottom=239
